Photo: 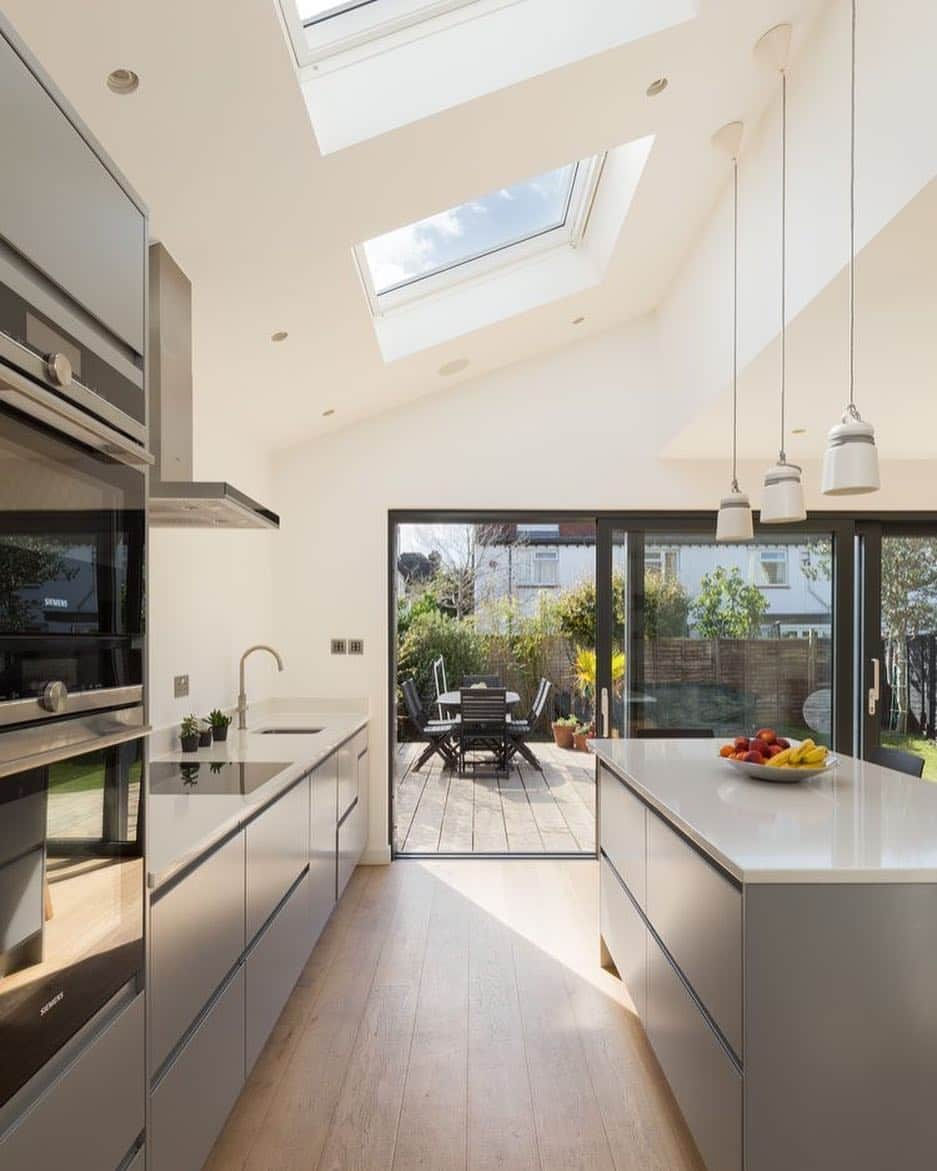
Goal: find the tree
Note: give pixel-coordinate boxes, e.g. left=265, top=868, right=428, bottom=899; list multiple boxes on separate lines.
left=554, top=572, right=624, bottom=648
left=397, top=609, right=485, bottom=710
left=691, top=567, right=768, bottom=638
left=644, top=573, right=690, bottom=639
left=0, top=539, right=76, bottom=630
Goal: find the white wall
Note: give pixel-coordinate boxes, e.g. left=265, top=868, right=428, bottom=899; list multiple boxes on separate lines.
left=148, top=416, right=277, bottom=731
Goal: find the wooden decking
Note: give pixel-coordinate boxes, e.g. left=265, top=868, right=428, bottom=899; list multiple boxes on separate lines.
left=394, top=740, right=596, bottom=854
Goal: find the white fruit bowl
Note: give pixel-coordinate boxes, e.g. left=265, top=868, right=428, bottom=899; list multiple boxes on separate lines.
left=723, top=753, right=839, bottom=784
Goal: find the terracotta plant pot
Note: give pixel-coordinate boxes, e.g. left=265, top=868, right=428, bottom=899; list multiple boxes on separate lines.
left=573, top=731, right=590, bottom=752
left=552, top=722, right=574, bottom=749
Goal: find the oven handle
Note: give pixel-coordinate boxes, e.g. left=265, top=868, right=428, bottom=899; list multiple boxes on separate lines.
left=0, top=360, right=152, bottom=467
left=0, top=684, right=144, bottom=729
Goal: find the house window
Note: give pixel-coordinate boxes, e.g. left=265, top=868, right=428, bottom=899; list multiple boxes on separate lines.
left=753, top=548, right=789, bottom=587
left=532, top=549, right=559, bottom=587
left=355, top=154, right=605, bottom=312
left=645, top=547, right=679, bottom=579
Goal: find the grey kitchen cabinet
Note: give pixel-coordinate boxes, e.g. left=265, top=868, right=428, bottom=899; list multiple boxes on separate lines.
left=149, top=830, right=246, bottom=1076
left=309, top=756, right=338, bottom=947
left=646, top=929, right=742, bottom=1171
left=336, top=798, right=360, bottom=901
left=599, top=764, right=646, bottom=908
left=246, top=775, right=310, bottom=943
left=0, top=27, right=146, bottom=352
left=0, top=991, right=144, bottom=1171
left=646, top=811, right=742, bottom=1058
left=600, top=857, right=647, bottom=1021
left=246, top=870, right=312, bottom=1072
left=149, top=968, right=245, bottom=1171
left=337, top=735, right=358, bottom=822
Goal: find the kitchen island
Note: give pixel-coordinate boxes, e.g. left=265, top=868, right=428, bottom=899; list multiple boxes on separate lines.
left=591, top=738, right=937, bottom=1171
left=145, top=701, right=369, bottom=1171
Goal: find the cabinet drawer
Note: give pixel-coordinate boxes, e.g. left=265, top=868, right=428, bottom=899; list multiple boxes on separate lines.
left=309, top=760, right=338, bottom=948
left=150, top=831, right=245, bottom=1075
left=246, top=777, right=309, bottom=943
left=599, top=766, right=646, bottom=907
left=337, top=798, right=360, bottom=900
left=338, top=738, right=358, bottom=822
left=150, top=967, right=245, bottom=1171
left=246, top=871, right=311, bottom=1072
left=0, top=992, right=144, bottom=1171
left=646, top=813, right=742, bottom=1057
left=600, top=857, right=646, bottom=1021
left=646, top=933, right=742, bottom=1171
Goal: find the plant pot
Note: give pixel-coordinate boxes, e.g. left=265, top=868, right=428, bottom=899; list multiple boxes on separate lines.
left=198, top=729, right=212, bottom=747
left=180, top=733, right=199, bottom=753
left=212, top=724, right=229, bottom=742
left=552, top=723, right=574, bottom=750
left=573, top=731, right=590, bottom=752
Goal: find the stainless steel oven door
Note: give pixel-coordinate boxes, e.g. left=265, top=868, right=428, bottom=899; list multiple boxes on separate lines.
left=0, top=737, right=144, bottom=1110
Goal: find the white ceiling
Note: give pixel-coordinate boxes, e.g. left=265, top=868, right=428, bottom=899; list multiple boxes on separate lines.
left=4, top=0, right=827, bottom=450
left=665, top=176, right=937, bottom=462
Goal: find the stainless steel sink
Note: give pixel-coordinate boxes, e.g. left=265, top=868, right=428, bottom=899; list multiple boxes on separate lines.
left=257, top=727, right=323, bottom=735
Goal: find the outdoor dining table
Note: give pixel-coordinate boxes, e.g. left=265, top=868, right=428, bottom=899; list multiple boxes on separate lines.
left=438, top=689, right=521, bottom=710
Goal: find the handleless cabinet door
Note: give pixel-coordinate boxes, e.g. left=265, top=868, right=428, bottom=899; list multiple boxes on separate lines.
left=0, top=32, right=146, bottom=352
left=600, top=857, right=647, bottom=1021
left=646, top=813, right=742, bottom=1058
left=337, top=737, right=358, bottom=823
left=309, top=755, right=338, bottom=948
left=150, top=969, right=245, bottom=1171
left=150, top=831, right=245, bottom=1075
left=246, top=777, right=309, bottom=943
left=599, top=766, right=646, bottom=907
left=337, top=799, right=360, bottom=900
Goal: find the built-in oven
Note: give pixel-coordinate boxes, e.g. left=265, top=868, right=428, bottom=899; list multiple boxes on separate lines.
left=0, top=402, right=145, bottom=767
left=0, top=737, right=144, bottom=1111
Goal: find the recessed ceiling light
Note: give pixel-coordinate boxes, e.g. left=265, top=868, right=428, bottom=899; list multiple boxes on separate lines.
left=439, top=358, right=470, bottom=376
left=792, top=427, right=807, bottom=435
left=646, top=77, right=668, bottom=97
left=322, top=408, right=335, bottom=417
left=106, top=69, right=139, bottom=95
left=572, top=316, right=586, bottom=325
left=271, top=330, right=288, bottom=343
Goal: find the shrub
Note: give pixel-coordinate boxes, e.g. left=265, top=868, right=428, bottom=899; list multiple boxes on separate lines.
left=397, top=610, right=485, bottom=708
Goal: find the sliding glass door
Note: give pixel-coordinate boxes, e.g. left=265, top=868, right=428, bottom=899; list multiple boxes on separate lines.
left=597, top=518, right=852, bottom=750
left=858, top=523, right=937, bottom=779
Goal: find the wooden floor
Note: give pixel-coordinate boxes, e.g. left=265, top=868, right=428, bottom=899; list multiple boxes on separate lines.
left=206, top=859, right=703, bottom=1171
left=394, top=741, right=596, bottom=854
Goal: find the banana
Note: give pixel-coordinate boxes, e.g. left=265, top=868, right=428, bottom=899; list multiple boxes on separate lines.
left=791, top=738, right=815, bottom=764
left=771, top=748, right=793, bottom=766
left=804, top=746, right=827, bottom=764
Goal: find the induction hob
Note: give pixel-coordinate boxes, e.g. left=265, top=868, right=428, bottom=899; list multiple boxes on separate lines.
left=149, top=760, right=290, bottom=796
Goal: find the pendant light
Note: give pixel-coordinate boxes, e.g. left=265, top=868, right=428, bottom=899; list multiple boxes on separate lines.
left=821, top=0, right=880, bottom=494
left=757, top=25, right=806, bottom=523
left=713, top=121, right=754, bottom=543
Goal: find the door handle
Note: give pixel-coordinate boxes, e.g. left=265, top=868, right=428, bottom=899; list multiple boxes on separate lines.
left=868, top=657, right=880, bottom=717
left=600, top=687, right=610, bottom=738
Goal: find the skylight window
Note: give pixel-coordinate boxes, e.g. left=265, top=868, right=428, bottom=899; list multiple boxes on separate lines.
left=296, top=0, right=379, bottom=25
left=357, top=156, right=602, bottom=309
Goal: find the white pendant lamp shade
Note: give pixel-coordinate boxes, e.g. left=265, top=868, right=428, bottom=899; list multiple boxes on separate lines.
left=761, top=461, right=806, bottom=523
left=821, top=412, right=880, bottom=494
left=822, top=0, right=881, bottom=497
left=716, top=490, right=754, bottom=542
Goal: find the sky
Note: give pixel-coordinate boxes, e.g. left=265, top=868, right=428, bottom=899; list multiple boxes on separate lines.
left=362, top=163, right=577, bottom=294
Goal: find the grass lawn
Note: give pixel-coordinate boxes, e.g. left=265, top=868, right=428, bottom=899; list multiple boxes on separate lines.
left=50, top=756, right=143, bottom=794
left=881, top=732, right=937, bottom=782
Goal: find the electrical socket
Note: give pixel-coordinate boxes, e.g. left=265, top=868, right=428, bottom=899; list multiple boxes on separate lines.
left=331, top=639, right=347, bottom=655
left=174, top=674, right=190, bottom=698
left=348, top=639, right=364, bottom=655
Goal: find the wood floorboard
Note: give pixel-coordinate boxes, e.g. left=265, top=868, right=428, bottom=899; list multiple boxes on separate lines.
left=209, top=859, right=704, bottom=1171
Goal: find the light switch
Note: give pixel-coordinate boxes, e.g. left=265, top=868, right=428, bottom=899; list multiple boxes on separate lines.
left=348, top=639, right=364, bottom=655
left=331, top=639, right=347, bottom=655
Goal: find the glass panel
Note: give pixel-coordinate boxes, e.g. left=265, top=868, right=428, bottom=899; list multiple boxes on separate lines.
left=362, top=163, right=578, bottom=295
left=630, top=533, right=834, bottom=741
left=392, top=519, right=595, bottom=855
left=296, top=0, right=378, bottom=24
left=878, top=536, right=937, bottom=781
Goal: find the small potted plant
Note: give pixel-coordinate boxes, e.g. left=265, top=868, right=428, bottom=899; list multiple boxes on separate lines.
left=197, top=719, right=213, bottom=748
left=551, top=714, right=577, bottom=749
left=209, top=708, right=232, bottom=742
left=573, top=721, right=595, bottom=752
left=180, top=715, right=199, bottom=753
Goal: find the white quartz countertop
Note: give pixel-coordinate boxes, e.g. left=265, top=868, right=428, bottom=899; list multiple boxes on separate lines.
left=591, top=738, right=937, bottom=884
left=147, top=707, right=367, bottom=890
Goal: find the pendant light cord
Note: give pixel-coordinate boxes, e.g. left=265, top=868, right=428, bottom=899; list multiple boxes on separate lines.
left=847, top=0, right=858, bottom=419
left=779, top=68, right=787, bottom=463
left=731, top=154, right=740, bottom=491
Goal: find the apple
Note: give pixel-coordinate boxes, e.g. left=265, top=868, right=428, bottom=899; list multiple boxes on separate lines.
left=776, top=737, right=791, bottom=749
left=765, top=743, right=783, bottom=758
left=743, top=750, right=765, bottom=764
left=734, top=736, right=749, bottom=751
left=749, top=738, right=766, bottom=753
left=756, top=728, right=777, bottom=745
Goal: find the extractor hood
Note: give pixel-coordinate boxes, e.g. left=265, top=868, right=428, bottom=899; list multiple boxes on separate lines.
left=147, top=243, right=279, bottom=529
